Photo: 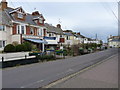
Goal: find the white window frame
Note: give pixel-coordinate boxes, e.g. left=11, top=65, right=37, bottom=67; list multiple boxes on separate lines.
left=0, top=40, right=6, bottom=48
left=18, top=13, right=23, bottom=19
left=39, top=17, right=43, bottom=24
left=21, top=26, right=25, bottom=34
left=38, top=28, right=43, bottom=36
left=17, top=25, right=26, bottom=34
left=0, top=25, right=6, bottom=31
left=39, top=19, right=43, bottom=24
left=17, top=25, right=20, bottom=34
left=30, top=28, right=34, bottom=35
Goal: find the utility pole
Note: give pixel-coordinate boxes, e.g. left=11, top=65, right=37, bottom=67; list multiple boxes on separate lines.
left=95, top=34, right=98, bottom=40
left=118, top=1, right=120, bottom=36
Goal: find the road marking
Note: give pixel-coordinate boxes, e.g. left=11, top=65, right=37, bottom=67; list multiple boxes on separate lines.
left=20, top=80, right=44, bottom=88
left=67, top=69, right=74, bottom=72
left=57, top=69, right=74, bottom=76
left=43, top=54, right=117, bottom=88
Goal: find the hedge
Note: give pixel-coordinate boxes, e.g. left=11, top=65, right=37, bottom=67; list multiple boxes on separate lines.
left=4, top=44, right=16, bottom=53
left=36, top=55, right=56, bottom=62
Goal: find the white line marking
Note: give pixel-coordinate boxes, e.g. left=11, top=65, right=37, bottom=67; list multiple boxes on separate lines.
left=20, top=80, right=44, bottom=88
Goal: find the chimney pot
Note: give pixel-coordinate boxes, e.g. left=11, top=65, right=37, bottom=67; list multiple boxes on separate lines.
left=32, top=11, right=40, bottom=16
left=77, top=32, right=80, bottom=35
left=57, top=24, right=61, bottom=28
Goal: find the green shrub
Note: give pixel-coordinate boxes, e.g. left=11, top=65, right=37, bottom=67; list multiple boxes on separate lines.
left=4, top=44, right=16, bottom=53
left=16, top=44, right=26, bottom=52
left=79, top=48, right=84, bottom=55
left=56, top=49, right=63, bottom=55
left=105, top=47, right=108, bottom=49
left=69, top=50, right=74, bottom=56
left=63, top=49, right=67, bottom=56
left=23, top=42, right=32, bottom=51
left=36, top=55, right=55, bottom=62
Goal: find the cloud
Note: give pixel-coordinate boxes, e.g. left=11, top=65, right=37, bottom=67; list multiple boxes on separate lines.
left=8, top=1, right=118, bottom=42
left=8, top=0, right=118, bottom=2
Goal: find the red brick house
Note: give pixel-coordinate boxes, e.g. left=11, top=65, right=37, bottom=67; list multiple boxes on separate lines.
left=0, top=0, right=47, bottom=51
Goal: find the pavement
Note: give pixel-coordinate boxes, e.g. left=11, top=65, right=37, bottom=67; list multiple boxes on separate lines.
left=50, top=53, right=118, bottom=88
left=2, top=48, right=118, bottom=88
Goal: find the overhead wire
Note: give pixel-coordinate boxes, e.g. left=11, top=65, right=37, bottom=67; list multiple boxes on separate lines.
left=98, top=0, right=118, bottom=24
left=8, top=0, right=15, bottom=8
left=104, top=1, right=118, bottom=22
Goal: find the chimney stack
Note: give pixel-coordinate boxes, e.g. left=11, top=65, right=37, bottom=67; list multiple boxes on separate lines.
left=0, top=0, right=8, bottom=11
left=57, top=24, right=61, bottom=29
left=77, top=32, right=80, bottom=35
left=32, top=11, right=40, bottom=16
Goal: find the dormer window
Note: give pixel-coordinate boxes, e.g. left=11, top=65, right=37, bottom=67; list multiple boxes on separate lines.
left=39, top=19, right=43, bottom=24
left=18, top=13, right=23, bottom=19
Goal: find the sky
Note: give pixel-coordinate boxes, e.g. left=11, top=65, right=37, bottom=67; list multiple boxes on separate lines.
left=6, top=0, right=118, bottom=42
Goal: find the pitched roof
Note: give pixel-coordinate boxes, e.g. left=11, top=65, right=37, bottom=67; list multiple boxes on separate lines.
left=110, top=38, right=120, bottom=42
left=45, top=23, right=64, bottom=34
left=64, top=32, right=74, bottom=36
left=1, top=7, right=45, bottom=27
left=0, top=10, right=11, bottom=25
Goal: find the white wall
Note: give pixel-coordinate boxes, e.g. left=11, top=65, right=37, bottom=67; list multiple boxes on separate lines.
left=12, top=35, right=21, bottom=44
left=109, top=41, right=120, bottom=48
left=0, top=26, right=12, bottom=51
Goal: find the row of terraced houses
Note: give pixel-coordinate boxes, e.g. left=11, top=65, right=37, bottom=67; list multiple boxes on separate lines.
left=0, top=0, right=102, bottom=52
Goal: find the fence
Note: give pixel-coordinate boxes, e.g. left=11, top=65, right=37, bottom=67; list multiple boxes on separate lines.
left=0, top=52, right=35, bottom=62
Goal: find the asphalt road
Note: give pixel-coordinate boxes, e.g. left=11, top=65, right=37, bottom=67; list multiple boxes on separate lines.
left=51, top=53, right=118, bottom=88
left=2, top=48, right=118, bottom=88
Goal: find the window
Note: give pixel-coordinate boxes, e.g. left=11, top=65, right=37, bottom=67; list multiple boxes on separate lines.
left=67, top=36, right=69, bottom=40
left=17, top=25, right=20, bottom=34
left=39, top=17, right=43, bottom=24
left=3, top=41, right=5, bottom=47
left=49, top=34, right=52, bottom=37
left=30, top=28, right=34, bottom=35
left=21, top=26, right=25, bottom=34
left=18, top=13, right=23, bottom=19
left=41, top=29, right=43, bottom=36
left=39, top=19, right=43, bottom=24
left=38, top=29, right=42, bottom=36
left=43, top=29, right=46, bottom=36
left=52, top=33, right=54, bottom=36
left=17, top=25, right=26, bottom=34
left=0, top=25, right=5, bottom=31
left=0, top=41, right=6, bottom=48
left=0, top=41, right=2, bottom=48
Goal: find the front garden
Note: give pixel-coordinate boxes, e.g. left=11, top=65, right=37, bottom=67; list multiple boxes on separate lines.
left=1, top=42, right=107, bottom=68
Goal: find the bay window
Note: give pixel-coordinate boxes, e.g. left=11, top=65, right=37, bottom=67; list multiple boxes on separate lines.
left=17, top=25, right=26, bottom=34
